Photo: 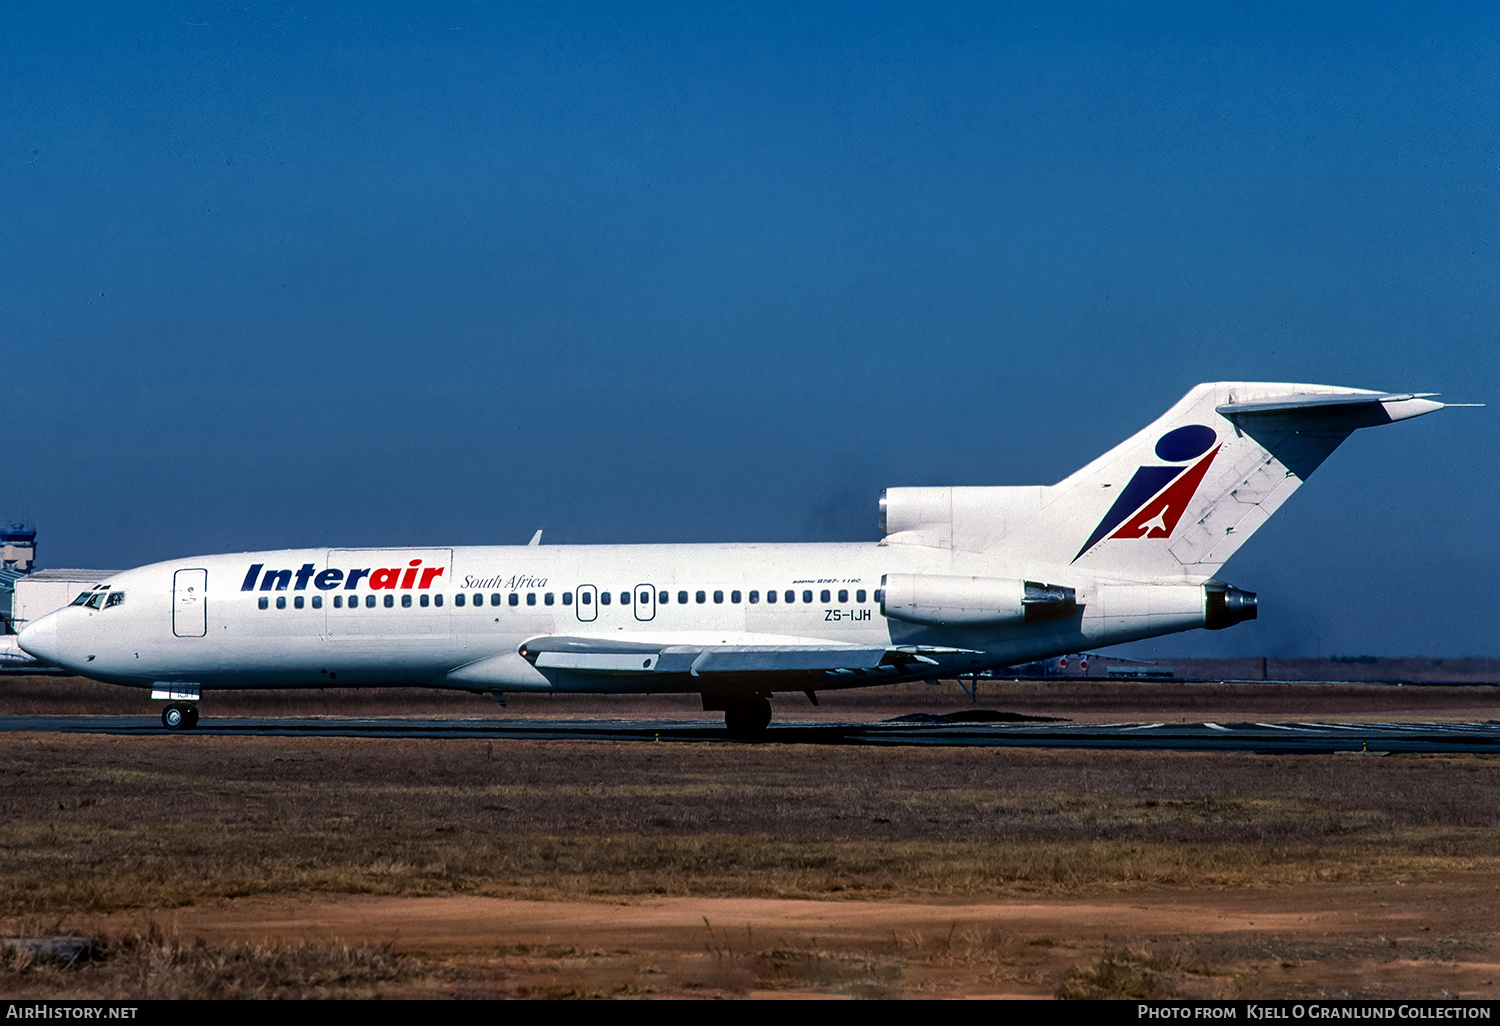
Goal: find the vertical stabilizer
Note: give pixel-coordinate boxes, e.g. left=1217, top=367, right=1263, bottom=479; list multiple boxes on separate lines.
left=1010, top=383, right=1444, bottom=582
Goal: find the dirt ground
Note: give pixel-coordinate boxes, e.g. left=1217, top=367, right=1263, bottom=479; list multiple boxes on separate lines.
left=3, top=675, right=1500, bottom=999
left=53, top=879, right=1500, bottom=999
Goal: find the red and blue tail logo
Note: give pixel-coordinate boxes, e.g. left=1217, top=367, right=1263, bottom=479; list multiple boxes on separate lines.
left=1073, top=425, right=1221, bottom=562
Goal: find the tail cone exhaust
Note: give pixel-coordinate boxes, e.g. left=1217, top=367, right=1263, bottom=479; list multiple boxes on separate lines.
left=1204, top=580, right=1257, bottom=630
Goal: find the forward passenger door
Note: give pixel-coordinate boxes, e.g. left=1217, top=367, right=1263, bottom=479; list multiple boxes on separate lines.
left=172, top=568, right=208, bottom=637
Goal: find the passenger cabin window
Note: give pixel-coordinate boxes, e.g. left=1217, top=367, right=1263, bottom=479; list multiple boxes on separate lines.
left=434, top=594, right=444, bottom=607
left=581, top=591, right=592, bottom=605
left=401, top=594, right=412, bottom=608
left=258, top=596, right=268, bottom=610
left=766, top=590, right=776, bottom=603
left=821, top=590, right=830, bottom=603
left=731, top=590, right=741, bottom=603
left=838, top=589, right=848, bottom=603
left=695, top=590, right=706, bottom=604
left=334, top=595, right=343, bottom=608
left=749, top=590, right=759, bottom=603
left=785, top=590, right=795, bottom=603
left=658, top=591, right=668, bottom=604
left=294, top=595, right=304, bottom=609
left=420, top=594, right=429, bottom=607
left=492, top=593, right=502, bottom=607
left=620, top=591, right=630, bottom=604
left=857, top=589, right=866, bottom=602
left=562, top=592, right=572, bottom=605
left=276, top=596, right=286, bottom=609
left=677, top=591, right=688, bottom=604
left=527, top=592, right=537, bottom=606
left=384, top=594, right=394, bottom=608
left=312, top=596, right=323, bottom=609
left=455, top=593, right=466, bottom=607
left=508, top=593, right=519, bottom=606
left=366, top=595, right=377, bottom=608
left=471, top=593, right=481, bottom=606
left=713, top=590, right=723, bottom=604
left=601, top=592, right=611, bottom=605
left=803, top=590, right=813, bottom=604
left=546, top=593, right=555, bottom=605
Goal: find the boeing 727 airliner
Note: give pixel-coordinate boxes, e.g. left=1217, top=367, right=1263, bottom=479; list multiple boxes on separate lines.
left=16, top=382, right=1453, bottom=734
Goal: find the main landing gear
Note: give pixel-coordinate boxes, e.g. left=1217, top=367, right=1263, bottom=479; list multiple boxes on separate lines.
left=161, top=704, right=199, bottom=730
left=702, top=692, right=773, bottom=738
left=722, top=696, right=772, bottom=739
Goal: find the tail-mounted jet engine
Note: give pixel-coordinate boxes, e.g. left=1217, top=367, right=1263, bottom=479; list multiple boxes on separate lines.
left=1204, top=580, right=1257, bottom=630
left=880, top=573, right=1077, bottom=627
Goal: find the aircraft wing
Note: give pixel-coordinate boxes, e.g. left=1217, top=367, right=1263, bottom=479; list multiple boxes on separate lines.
left=520, top=633, right=891, bottom=676
left=440, top=632, right=977, bottom=690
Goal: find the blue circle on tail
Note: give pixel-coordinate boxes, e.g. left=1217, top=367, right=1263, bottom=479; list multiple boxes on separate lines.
left=1155, top=425, right=1216, bottom=462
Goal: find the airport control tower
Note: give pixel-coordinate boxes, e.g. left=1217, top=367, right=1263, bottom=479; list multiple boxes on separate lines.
left=0, top=522, right=36, bottom=633
left=1, top=522, right=36, bottom=572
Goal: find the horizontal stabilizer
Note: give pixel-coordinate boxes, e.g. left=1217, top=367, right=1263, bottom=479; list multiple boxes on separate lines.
left=1217, top=391, right=1443, bottom=420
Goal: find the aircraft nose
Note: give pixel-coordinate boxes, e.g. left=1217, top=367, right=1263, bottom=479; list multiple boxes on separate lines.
left=18, top=613, right=62, bottom=665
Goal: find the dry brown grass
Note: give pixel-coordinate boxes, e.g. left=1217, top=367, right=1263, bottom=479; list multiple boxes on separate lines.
left=0, top=924, right=441, bottom=999
left=1054, top=946, right=1219, bottom=1000
left=4, top=724, right=1500, bottom=997
left=0, top=925, right=1024, bottom=999
left=3, top=734, right=1500, bottom=917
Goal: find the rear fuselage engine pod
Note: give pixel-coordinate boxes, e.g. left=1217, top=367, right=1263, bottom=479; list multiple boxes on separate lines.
left=1091, top=581, right=1257, bottom=642
left=880, top=573, right=1077, bottom=627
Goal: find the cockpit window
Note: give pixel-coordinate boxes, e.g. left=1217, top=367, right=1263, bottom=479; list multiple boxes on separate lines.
left=104, top=592, right=125, bottom=608
left=84, top=591, right=108, bottom=610
left=69, top=592, right=92, bottom=607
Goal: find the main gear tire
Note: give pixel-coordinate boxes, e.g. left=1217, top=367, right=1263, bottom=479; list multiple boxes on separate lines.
left=723, top=697, right=772, bottom=738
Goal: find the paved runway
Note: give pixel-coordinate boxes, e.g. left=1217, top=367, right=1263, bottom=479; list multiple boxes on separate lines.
left=5, top=715, right=1500, bottom=753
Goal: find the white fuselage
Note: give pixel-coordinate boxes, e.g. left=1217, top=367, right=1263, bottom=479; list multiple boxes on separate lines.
left=18, top=541, right=1208, bottom=695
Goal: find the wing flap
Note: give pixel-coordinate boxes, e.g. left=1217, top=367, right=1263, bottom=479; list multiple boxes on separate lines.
left=523, top=633, right=889, bottom=676
left=536, top=651, right=663, bottom=672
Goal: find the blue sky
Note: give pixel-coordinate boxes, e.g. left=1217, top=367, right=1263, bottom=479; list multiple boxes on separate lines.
left=3, top=2, right=1496, bottom=656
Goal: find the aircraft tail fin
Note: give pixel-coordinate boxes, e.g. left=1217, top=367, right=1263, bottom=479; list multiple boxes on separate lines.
left=1041, top=382, right=1444, bottom=580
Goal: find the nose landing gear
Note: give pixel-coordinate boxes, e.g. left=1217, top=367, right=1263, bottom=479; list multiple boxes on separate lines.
left=161, top=704, right=199, bottom=730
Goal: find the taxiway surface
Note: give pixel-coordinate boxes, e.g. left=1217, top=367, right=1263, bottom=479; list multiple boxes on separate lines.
left=5, top=715, right=1500, bottom=753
